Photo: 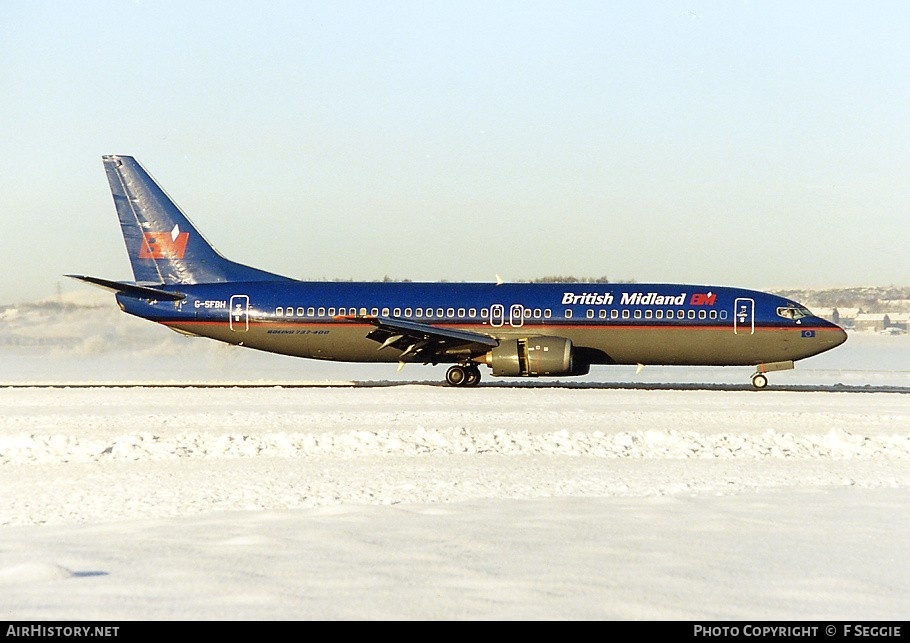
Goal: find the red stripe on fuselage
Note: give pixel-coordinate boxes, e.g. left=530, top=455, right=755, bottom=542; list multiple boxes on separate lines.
left=162, top=320, right=837, bottom=334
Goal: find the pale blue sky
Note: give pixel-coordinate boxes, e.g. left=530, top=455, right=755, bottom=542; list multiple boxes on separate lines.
left=1, top=1, right=908, bottom=303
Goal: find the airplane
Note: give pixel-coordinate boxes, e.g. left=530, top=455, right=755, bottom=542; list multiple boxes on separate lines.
left=69, top=155, right=848, bottom=389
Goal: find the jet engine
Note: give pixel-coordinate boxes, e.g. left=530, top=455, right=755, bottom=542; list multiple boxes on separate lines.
left=485, top=336, right=588, bottom=377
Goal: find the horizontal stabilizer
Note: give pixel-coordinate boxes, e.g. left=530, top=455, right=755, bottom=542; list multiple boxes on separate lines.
left=65, top=275, right=186, bottom=301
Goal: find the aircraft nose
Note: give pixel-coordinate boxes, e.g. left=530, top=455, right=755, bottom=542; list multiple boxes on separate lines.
left=821, top=319, right=848, bottom=349
left=833, top=325, right=848, bottom=347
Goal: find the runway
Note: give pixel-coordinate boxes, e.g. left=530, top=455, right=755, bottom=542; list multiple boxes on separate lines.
left=2, top=365, right=909, bottom=620
left=2, top=382, right=909, bottom=528
left=4, top=380, right=909, bottom=393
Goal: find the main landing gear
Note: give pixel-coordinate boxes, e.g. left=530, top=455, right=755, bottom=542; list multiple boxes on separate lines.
left=750, top=372, right=769, bottom=390
left=445, top=364, right=482, bottom=387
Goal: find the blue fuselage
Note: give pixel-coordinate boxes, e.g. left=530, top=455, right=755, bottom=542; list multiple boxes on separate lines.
left=116, top=281, right=847, bottom=368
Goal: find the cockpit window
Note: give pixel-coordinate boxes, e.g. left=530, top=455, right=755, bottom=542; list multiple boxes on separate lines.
left=777, top=305, right=812, bottom=320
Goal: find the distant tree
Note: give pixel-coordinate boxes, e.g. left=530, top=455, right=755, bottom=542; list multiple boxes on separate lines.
left=770, top=286, right=910, bottom=313
left=527, top=275, right=611, bottom=283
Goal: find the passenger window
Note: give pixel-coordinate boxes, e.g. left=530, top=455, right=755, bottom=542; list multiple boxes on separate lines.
left=469, top=308, right=477, bottom=317
left=622, top=310, right=630, bottom=319
left=656, top=310, right=663, bottom=319
left=371, top=308, right=379, bottom=316
left=305, top=307, right=313, bottom=317
left=634, top=310, right=642, bottom=319
left=404, top=308, right=412, bottom=317
left=393, top=308, right=401, bottom=317
left=415, top=308, right=423, bottom=317
left=565, top=309, right=573, bottom=319
left=677, top=310, right=684, bottom=319
left=447, top=307, right=455, bottom=317
left=481, top=308, right=489, bottom=317
left=533, top=309, right=541, bottom=318
left=544, top=309, right=551, bottom=319
left=382, top=307, right=390, bottom=316
left=359, top=307, right=367, bottom=316
left=458, top=308, right=465, bottom=317
left=436, top=308, right=444, bottom=317
left=275, top=307, right=283, bottom=316
left=688, top=310, right=695, bottom=319
left=317, top=307, right=326, bottom=317
left=645, top=310, right=653, bottom=319
left=699, top=310, right=706, bottom=319
left=710, top=310, right=717, bottom=319
left=328, top=307, right=336, bottom=316
left=611, top=310, right=619, bottom=319
left=586, top=309, right=594, bottom=319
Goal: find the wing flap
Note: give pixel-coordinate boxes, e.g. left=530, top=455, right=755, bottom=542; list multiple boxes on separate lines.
left=340, top=315, right=498, bottom=362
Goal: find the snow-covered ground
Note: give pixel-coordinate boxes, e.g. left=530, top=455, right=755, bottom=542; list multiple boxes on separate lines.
left=0, top=293, right=908, bottom=620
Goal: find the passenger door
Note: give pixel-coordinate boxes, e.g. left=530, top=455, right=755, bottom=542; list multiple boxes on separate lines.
left=733, top=298, right=754, bottom=335
left=230, top=294, right=249, bottom=332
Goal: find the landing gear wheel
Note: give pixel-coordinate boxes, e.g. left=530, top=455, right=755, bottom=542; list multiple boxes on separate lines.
left=446, top=365, right=481, bottom=387
left=445, top=365, right=468, bottom=386
left=751, top=373, right=768, bottom=390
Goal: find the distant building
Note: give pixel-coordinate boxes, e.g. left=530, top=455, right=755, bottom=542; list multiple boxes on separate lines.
left=854, top=313, right=891, bottom=333
left=834, top=307, right=860, bottom=329
left=888, top=313, right=910, bottom=332
left=811, top=307, right=837, bottom=324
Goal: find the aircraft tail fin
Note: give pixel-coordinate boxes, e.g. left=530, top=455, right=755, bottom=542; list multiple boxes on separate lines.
left=102, top=155, right=293, bottom=285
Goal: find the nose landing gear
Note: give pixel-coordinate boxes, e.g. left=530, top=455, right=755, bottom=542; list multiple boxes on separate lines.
left=750, top=360, right=794, bottom=389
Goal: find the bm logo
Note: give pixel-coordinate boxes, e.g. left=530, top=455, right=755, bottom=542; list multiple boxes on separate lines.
left=689, top=292, right=717, bottom=306
left=139, top=224, right=189, bottom=259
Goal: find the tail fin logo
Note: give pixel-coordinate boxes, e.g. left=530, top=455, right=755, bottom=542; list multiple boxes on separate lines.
left=139, top=224, right=189, bottom=259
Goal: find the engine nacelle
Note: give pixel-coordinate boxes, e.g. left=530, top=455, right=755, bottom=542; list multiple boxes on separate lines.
left=486, top=336, right=587, bottom=377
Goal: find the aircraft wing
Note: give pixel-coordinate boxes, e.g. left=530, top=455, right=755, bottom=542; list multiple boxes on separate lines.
left=345, top=316, right=499, bottom=363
